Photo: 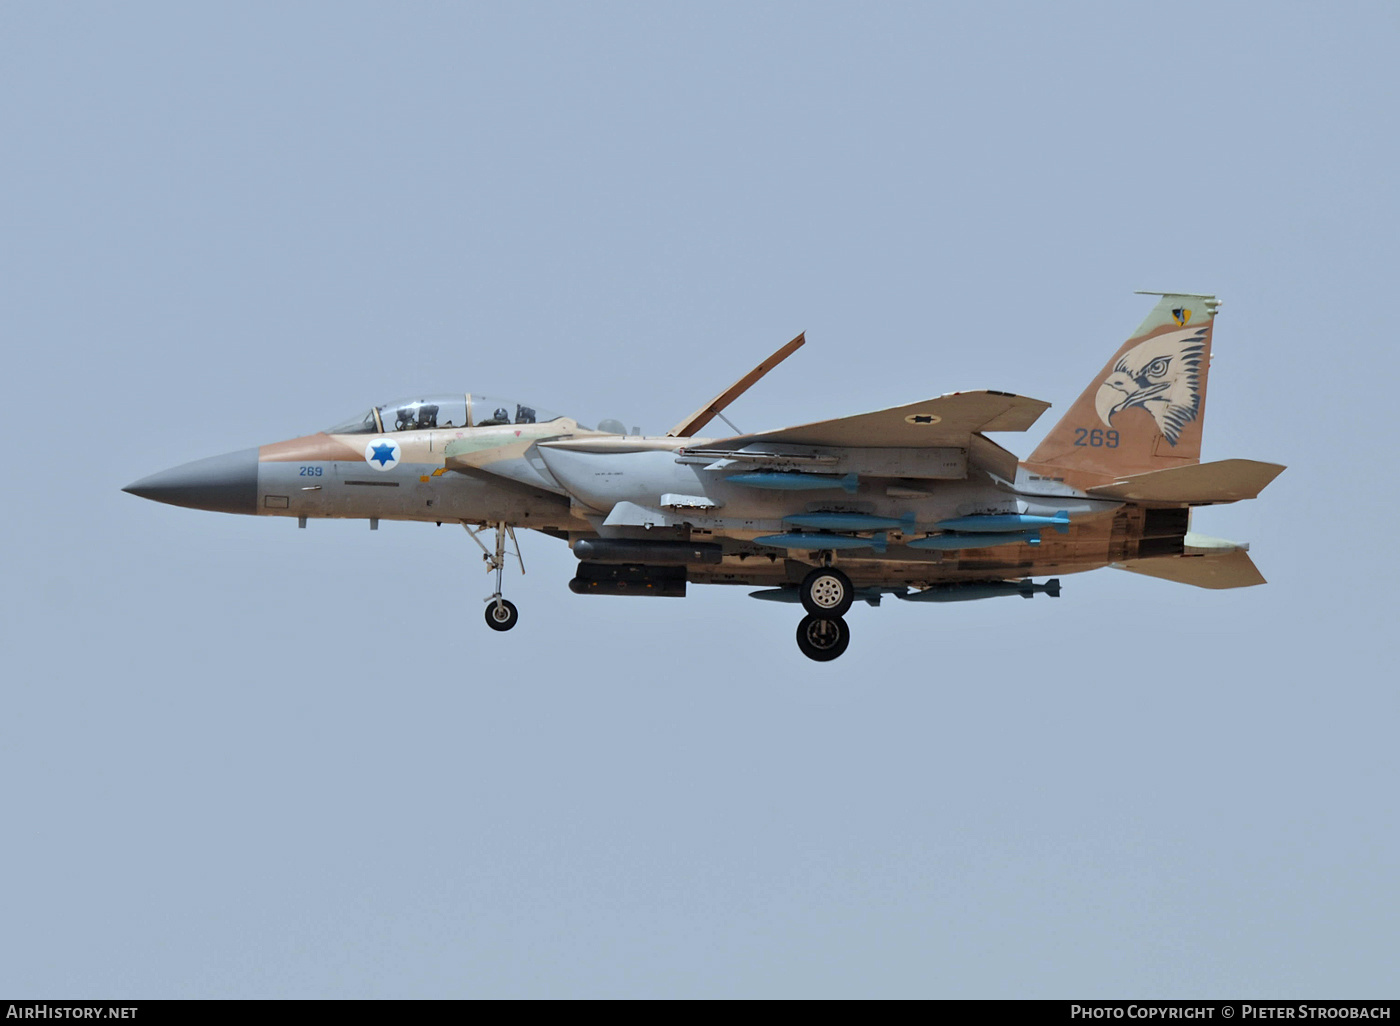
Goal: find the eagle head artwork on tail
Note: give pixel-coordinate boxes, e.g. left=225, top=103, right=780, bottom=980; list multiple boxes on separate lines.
left=1093, top=326, right=1208, bottom=446
left=1024, top=295, right=1220, bottom=484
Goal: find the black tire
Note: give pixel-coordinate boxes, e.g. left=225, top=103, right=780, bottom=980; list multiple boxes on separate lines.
left=484, top=599, right=519, bottom=632
left=800, top=567, right=854, bottom=617
left=795, top=614, right=851, bottom=662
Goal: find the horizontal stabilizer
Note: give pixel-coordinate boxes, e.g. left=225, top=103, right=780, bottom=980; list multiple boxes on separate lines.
left=1086, top=458, right=1285, bottom=505
left=1112, top=548, right=1266, bottom=589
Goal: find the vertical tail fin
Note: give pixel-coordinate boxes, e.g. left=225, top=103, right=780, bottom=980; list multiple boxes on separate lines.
left=1025, top=292, right=1220, bottom=484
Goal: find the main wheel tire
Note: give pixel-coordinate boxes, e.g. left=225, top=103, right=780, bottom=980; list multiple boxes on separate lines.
left=484, top=599, right=519, bottom=632
left=800, top=567, right=854, bottom=617
left=795, top=614, right=851, bottom=662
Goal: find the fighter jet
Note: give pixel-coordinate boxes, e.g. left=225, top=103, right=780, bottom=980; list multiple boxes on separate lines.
left=124, top=292, right=1284, bottom=661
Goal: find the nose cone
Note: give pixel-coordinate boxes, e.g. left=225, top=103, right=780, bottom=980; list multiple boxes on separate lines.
left=123, top=448, right=259, bottom=515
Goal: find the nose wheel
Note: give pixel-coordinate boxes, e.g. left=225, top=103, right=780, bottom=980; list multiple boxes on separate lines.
left=485, top=598, right=519, bottom=632
left=795, top=613, right=851, bottom=662
left=464, top=522, right=525, bottom=632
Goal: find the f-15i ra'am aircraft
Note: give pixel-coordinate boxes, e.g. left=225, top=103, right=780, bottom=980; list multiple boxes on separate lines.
left=125, top=292, right=1284, bottom=661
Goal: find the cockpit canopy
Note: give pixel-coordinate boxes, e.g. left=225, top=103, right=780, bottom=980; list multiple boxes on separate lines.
left=327, top=394, right=567, bottom=435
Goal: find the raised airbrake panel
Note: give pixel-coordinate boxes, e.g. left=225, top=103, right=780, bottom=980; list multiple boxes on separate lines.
left=668, top=332, right=807, bottom=437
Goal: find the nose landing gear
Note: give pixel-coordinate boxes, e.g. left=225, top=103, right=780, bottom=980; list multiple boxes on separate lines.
left=464, top=522, right=525, bottom=632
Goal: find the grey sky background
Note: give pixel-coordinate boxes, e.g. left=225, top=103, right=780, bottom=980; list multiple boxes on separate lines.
left=3, top=1, right=1397, bottom=998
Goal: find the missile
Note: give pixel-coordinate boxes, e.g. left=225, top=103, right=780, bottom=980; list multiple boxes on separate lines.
left=783, top=511, right=915, bottom=531
left=727, top=471, right=859, bottom=494
left=907, top=530, right=1041, bottom=550
left=898, top=578, right=1062, bottom=602
left=754, top=531, right=888, bottom=553
left=935, top=511, right=1070, bottom=533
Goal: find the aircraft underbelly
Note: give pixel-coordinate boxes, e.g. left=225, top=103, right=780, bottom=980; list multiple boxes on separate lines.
left=673, top=506, right=1160, bottom=588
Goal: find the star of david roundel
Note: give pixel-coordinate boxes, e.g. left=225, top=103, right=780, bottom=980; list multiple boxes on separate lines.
left=364, top=438, right=401, bottom=471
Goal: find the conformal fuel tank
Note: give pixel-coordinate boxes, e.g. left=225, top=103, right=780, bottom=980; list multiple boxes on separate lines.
left=572, top=538, right=723, bottom=565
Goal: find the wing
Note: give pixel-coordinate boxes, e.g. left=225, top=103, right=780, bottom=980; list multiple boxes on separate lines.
left=696, top=390, right=1051, bottom=449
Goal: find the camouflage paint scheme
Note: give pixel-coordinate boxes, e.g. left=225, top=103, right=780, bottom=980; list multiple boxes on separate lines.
left=126, top=293, right=1285, bottom=656
left=257, top=419, right=593, bottom=531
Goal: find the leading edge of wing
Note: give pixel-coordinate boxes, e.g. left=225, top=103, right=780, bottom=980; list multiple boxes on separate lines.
left=696, top=390, right=1051, bottom=449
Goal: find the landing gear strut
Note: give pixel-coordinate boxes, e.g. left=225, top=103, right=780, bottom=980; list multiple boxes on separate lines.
left=464, top=522, right=524, bottom=632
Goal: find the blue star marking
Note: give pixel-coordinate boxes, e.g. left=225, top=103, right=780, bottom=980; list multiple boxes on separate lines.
left=370, top=443, right=397, bottom=466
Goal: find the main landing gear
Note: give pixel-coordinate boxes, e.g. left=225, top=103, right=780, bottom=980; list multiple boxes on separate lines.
left=800, top=566, right=853, bottom=616
left=794, top=565, right=853, bottom=662
left=464, top=522, right=524, bottom=632
left=796, top=614, right=850, bottom=661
